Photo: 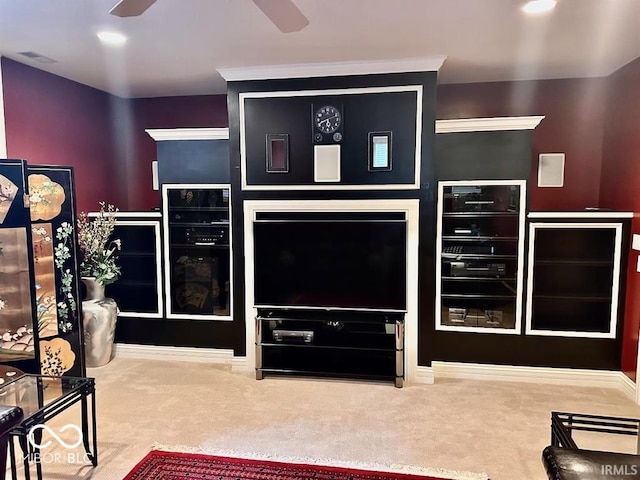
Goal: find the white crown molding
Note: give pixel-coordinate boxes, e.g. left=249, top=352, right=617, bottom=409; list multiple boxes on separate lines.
left=528, top=211, right=634, bottom=219
left=146, top=128, right=229, bottom=141
left=112, top=343, right=234, bottom=364
left=218, top=57, right=447, bottom=82
left=0, top=56, right=7, bottom=157
left=432, top=361, right=625, bottom=389
left=435, top=116, right=545, bottom=133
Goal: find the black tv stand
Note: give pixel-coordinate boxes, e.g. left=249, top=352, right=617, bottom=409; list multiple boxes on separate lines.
left=255, top=308, right=404, bottom=387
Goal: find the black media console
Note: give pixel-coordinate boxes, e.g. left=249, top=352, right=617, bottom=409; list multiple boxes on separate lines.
left=255, top=309, right=404, bottom=387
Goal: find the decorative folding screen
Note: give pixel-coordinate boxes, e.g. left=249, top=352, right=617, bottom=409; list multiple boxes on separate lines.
left=27, top=165, right=85, bottom=377
left=0, top=159, right=39, bottom=373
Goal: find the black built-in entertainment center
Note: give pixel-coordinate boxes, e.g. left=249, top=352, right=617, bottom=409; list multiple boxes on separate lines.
left=128, top=60, right=629, bottom=388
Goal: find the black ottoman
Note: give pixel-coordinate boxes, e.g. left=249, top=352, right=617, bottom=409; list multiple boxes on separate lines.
left=543, top=445, right=640, bottom=479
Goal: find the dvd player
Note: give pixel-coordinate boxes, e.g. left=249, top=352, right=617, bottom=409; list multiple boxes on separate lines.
left=450, top=261, right=506, bottom=277
left=272, top=330, right=314, bottom=343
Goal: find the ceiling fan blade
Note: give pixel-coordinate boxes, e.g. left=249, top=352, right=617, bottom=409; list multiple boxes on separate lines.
left=109, top=0, right=158, bottom=17
left=251, top=0, right=309, bottom=33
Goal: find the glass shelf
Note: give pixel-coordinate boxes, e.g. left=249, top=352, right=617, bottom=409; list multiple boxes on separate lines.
left=437, top=182, right=524, bottom=333
left=526, top=222, right=622, bottom=338
left=163, top=184, right=232, bottom=320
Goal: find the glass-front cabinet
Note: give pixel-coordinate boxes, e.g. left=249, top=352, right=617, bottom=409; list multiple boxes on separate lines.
left=525, top=220, right=622, bottom=338
left=162, top=184, right=232, bottom=320
left=435, top=181, right=526, bottom=333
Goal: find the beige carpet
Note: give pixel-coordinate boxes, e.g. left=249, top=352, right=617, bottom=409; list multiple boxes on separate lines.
left=5, top=357, right=640, bottom=479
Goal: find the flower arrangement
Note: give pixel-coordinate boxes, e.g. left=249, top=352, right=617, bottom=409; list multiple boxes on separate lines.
left=77, top=202, right=121, bottom=286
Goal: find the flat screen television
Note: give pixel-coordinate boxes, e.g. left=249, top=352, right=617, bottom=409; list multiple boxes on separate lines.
left=253, top=219, right=407, bottom=311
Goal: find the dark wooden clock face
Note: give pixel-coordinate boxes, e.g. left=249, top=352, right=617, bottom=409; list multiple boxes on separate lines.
left=314, top=105, right=341, bottom=134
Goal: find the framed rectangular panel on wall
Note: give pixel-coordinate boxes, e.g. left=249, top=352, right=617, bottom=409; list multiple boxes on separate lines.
left=239, top=86, right=422, bottom=190
left=162, top=184, right=233, bottom=321
left=27, top=165, right=85, bottom=377
left=435, top=180, right=527, bottom=334
left=0, top=159, right=40, bottom=373
left=106, top=213, right=163, bottom=319
left=525, top=221, right=623, bottom=339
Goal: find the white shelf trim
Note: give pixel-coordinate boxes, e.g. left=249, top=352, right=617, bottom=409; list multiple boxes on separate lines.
left=435, top=116, right=545, bottom=133
left=528, top=211, right=634, bottom=219
left=218, top=57, right=447, bottom=82
left=146, top=128, right=229, bottom=141
left=88, top=211, right=161, bottom=218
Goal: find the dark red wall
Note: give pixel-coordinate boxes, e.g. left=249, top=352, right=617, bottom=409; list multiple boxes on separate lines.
left=600, top=57, right=640, bottom=381
left=2, top=57, right=124, bottom=212
left=2, top=58, right=228, bottom=212
left=621, top=216, right=640, bottom=381
left=437, top=78, right=608, bottom=211
left=126, top=95, right=228, bottom=211
left=600, top=58, right=640, bottom=211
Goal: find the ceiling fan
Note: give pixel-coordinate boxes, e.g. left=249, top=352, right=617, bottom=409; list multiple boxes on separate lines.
left=109, top=0, right=310, bottom=33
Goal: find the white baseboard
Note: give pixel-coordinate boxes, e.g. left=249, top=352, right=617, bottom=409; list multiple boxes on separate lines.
left=231, top=356, right=250, bottom=372
left=618, top=372, right=636, bottom=402
left=413, top=366, right=434, bottom=384
left=113, top=343, right=234, bottom=364
left=432, top=361, right=628, bottom=390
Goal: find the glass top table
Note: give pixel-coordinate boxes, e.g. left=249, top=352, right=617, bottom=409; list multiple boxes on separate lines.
left=0, top=375, right=97, bottom=480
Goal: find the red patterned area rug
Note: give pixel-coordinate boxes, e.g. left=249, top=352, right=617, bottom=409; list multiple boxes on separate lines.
left=123, top=450, right=488, bottom=480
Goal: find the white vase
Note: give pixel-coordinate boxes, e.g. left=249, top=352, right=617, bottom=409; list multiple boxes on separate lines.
left=81, top=277, right=118, bottom=368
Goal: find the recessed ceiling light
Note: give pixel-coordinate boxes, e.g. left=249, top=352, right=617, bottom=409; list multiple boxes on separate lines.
left=97, top=31, right=127, bottom=46
left=522, top=0, right=557, bottom=14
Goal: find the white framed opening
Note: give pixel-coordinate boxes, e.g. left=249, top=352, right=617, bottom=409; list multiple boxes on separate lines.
left=243, top=199, right=420, bottom=383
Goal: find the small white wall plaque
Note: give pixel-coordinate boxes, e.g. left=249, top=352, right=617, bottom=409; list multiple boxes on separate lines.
left=538, top=153, right=565, bottom=187
left=314, top=145, right=341, bottom=182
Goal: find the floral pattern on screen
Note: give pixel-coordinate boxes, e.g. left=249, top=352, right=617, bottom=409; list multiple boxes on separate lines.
left=54, top=222, right=77, bottom=333
left=40, top=337, right=75, bottom=376
left=31, top=224, right=59, bottom=338
left=28, top=174, right=66, bottom=222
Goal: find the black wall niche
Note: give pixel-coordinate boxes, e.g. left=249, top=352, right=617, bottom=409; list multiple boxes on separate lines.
left=244, top=91, right=418, bottom=186
left=228, top=72, right=438, bottom=359
left=429, top=127, right=628, bottom=370
left=157, top=139, right=230, bottom=185
left=114, top=140, right=243, bottom=352
left=435, top=130, right=533, bottom=181
left=108, top=221, right=161, bottom=316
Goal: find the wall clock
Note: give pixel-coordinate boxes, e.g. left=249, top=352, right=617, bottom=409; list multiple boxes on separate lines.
left=312, top=103, right=343, bottom=144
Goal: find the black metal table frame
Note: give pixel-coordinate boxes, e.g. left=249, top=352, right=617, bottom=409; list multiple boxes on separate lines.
left=551, top=411, right=640, bottom=451
left=5, top=376, right=97, bottom=480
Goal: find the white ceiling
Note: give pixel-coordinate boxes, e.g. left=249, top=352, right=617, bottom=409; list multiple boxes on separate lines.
left=0, top=0, right=638, bottom=98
